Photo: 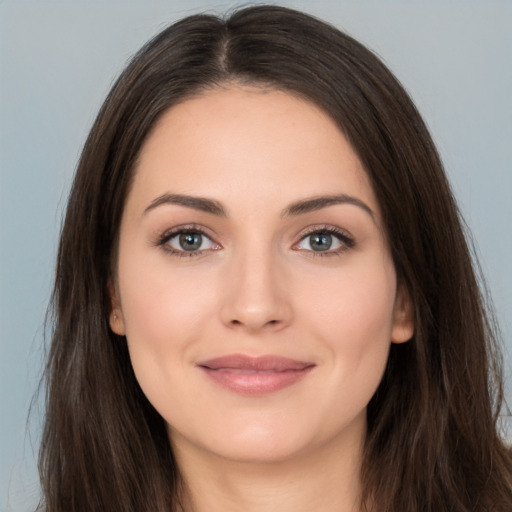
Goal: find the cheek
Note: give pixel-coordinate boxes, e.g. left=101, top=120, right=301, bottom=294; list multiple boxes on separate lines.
left=308, top=265, right=396, bottom=424
left=304, top=255, right=395, bottom=329
left=298, top=256, right=396, bottom=382
left=120, top=242, right=215, bottom=328
left=117, top=251, right=218, bottom=384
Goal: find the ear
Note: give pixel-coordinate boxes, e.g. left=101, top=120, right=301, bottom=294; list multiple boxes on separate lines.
left=108, top=280, right=126, bottom=336
left=391, top=283, right=414, bottom=344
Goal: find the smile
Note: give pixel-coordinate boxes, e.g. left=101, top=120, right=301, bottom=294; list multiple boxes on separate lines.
left=197, top=354, right=316, bottom=395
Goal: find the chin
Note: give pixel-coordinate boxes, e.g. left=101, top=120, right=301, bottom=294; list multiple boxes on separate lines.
left=168, top=409, right=366, bottom=467
left=168, top=415, right=314, bottom=463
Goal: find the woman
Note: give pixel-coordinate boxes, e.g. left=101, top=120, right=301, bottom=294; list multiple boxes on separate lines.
left=39, top=5, right=512, bottom=511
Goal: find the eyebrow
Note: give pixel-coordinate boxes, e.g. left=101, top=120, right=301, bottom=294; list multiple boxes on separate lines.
left=143, top=193, right=227, bottom=217
left=282, top=194, right=374, bottom=218
left=142, top=192, right=374, bottom=219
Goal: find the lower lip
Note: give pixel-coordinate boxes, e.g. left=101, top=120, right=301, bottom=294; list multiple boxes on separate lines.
left=199, top=367, right=314, bottom=395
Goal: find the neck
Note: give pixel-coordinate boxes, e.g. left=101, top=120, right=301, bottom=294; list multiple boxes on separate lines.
left=172, top=424, right=366, bottom=512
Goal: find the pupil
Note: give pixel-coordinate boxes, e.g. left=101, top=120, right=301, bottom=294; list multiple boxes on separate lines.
left=179, top=233, right=202, bottom=251
left=311, top=233, right=332, bottom=251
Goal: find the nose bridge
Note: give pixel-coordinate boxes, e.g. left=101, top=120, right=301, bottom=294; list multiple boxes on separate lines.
left=220, top=237, right=292, bottom=332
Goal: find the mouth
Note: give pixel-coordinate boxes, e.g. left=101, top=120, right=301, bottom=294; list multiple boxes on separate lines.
left=196, top=354, right=316, bottom=395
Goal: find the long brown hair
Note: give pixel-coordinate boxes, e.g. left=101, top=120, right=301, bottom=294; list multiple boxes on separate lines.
left=39, top=5, right=512, bottom=511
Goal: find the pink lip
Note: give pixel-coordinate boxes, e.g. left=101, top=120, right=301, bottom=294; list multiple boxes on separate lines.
left=197, top=354, right=315, bottom=395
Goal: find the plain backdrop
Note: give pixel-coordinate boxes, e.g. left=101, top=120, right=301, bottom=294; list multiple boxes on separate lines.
left=1, top=1, right=511, bottom=510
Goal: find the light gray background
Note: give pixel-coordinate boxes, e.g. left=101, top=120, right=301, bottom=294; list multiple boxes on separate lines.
left=1, top=1, right=511, bottom=510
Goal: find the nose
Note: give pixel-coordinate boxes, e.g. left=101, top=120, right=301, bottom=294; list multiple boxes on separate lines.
left=219, top=248, right=293, bottom=333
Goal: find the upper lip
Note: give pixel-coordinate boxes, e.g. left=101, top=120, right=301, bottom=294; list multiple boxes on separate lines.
left=197, top=354, right=315, bottom=372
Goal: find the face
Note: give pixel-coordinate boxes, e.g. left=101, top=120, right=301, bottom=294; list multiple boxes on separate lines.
left=110, top=87, right=414, bottom=464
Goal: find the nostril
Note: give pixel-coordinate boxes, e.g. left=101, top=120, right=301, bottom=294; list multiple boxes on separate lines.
left=228, top=318, right=281, bottom=330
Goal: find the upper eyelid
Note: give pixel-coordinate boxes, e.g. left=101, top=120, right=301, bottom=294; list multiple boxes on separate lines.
left=295, top=224, right=354, bottom=240
left=159, top=224, right=217, bottom=240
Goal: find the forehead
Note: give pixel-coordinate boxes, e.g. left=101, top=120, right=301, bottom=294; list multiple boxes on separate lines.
left=129, top=86, right=380, bottom=220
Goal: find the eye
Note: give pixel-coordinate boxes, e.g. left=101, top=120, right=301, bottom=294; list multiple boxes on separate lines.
left=159, top=228, right=220, bottom=256
left=294, top=227, right=354, bottom=255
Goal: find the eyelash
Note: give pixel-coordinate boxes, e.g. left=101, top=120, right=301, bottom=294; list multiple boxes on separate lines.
left=154, top=225, right=216, bottom=258
left=155, top=225, right=219, bottom=258
left=155, top=224, right=355, bottom=258
left=293, top=226, right=355, bottom=257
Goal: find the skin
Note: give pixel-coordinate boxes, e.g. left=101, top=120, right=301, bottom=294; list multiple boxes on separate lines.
left=110, top=86, right=414, bottom=512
